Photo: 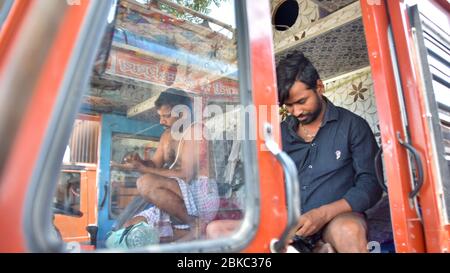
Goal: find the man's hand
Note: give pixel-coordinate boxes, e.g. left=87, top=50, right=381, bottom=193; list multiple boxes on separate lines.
left=110, top=160, right=144, bottom=172
left=295, top=207, right=330, bottom=237
left=294, top=199, right=352, bottom=237
left=122, top=152, right=142, bottom=164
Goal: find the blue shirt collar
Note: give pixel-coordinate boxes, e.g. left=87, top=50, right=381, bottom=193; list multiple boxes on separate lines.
left=320, top=97, right=339, bottom=127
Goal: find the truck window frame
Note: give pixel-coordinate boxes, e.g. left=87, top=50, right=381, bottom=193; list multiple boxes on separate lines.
left=24, top=0, right=262, bottom=253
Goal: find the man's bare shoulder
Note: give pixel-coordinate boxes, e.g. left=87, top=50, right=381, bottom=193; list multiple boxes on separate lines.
left=161, top=128, right=171, bottom=137
left=160, top=129, right=172, bottom=142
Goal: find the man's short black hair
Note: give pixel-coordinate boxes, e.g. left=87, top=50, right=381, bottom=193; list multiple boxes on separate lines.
left=276, top=50, right=321, bottom=106
left=154, top=88, right=192, bottom=110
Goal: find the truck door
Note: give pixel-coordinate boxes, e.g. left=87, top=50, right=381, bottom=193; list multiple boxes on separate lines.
left=361, top=0, right=450, bottom=252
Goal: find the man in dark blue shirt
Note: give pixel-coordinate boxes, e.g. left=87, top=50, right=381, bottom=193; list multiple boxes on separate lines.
left=277, top=51, right=382, bottom=252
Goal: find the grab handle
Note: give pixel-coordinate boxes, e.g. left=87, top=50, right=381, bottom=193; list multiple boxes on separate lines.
left=397, top=132, right=424, bottom=198
left=263, top=123, right=301, bottom=253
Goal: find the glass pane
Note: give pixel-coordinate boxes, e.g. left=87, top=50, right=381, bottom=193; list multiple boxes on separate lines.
left=54, top=172, right=81, bottom=217
left=0, top=0, right=14, bottom=28
left=53, top=0, right=246, bottom=250
left=109, top=134, right=159, bottom=218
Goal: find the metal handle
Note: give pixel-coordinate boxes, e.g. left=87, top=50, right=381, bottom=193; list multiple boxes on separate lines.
left=99, top=184, right=108, bottom=209
left=263, top=123, right=301, bottom=253
left=374, top=147, right=388, bottom=192
left=396, top=132, right=424, bottom=198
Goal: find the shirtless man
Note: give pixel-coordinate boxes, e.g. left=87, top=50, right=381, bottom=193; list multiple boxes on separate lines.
left=113, top=89, right=219, bottom=241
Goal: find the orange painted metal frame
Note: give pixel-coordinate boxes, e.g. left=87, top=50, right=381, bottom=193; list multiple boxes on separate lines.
left=386, top=0, right=450, bottom=252
left=0, top=0, right=33, bottom=70
left=0, top=1, right=92, bottom=252
left=242, top=0, right=287, bottom=253
left=53, top=114, right=99, bottom=244
left=360, top=0, right=425, bottom=252
left=54, top=168, right=97, bottom=243
left=0, top=0, right=447, bottom=254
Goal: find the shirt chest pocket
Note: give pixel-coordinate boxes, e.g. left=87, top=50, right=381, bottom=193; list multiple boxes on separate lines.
left=316, top=143, right=351, bottom=171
